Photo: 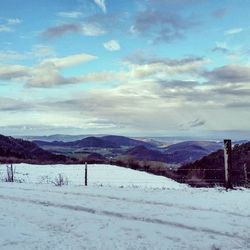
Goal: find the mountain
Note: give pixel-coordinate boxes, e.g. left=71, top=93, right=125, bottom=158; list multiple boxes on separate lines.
left=125, top=145, right=169, bottom=162
left=34, top=136, right=119, bottom=149
left=101, top=135, right=153, bottom=147
left=125, top=141, right=223, bottom=164
left=21, top=134, right=105, bottom=142
left=66, top=136, right=120, bottom=148
left=0, top=134, right=73, bottom=164
left=176, top=141, right=250, bottom=187
left=34, top=135, right=153, bottom=149
left=22, top=134, right=152, bottom=144
left=164, top=141, right=222, bottom=153
left=163, top=141, right=223, bottom=163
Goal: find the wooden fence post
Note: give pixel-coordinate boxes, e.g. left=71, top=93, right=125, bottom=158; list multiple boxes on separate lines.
left=243, top=163, right=248, bottom=187
left=85, top=162, right=88, bottom=186
left=10, top=164, right=14, bottom=182
left=224, top=139, right=232, bottom=189
left=6, top=164, right=14, bottom=182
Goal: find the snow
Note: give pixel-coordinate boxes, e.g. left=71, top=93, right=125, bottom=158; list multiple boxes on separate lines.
left=0, top=164, right=249, bottom=250
left=0, top=163, right=184, bottom=189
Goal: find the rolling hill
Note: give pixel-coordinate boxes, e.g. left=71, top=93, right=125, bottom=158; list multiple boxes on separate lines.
left=124, top=141, right=223, bottom=164
left=125, top=145, right=169, bottom=162
left=163, top=141, right=223, bottom=163
left=34, top=135, right=152, bottom=149
left=176, top=141, right=250, bottom=186
left=0, top=134, right=74, bottom=164
left=102, top=135, right=153, bottom=147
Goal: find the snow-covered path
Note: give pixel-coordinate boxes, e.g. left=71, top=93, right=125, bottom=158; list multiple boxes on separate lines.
left=0, top=183, right=250, bottom=250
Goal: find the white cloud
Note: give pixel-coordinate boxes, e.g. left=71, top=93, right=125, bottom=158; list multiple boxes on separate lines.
left=0, top=64, right=29, bottom=80
left=129, top=25, right=137, bottom=34
left=225, top=28, right=243, bottom=35
left=41, top=53, right=97, bottom=69
left=215, top=42, right=228, bottom=50
left=0, top=18, right=22, bottom=32
left=81, top=23, right=106, bottom=36
left=57, top=11, right=82, bottom=19
left=0, top=24, right=12, bottom=32
left=127, top=59, right=208, bottom=79
left=0, top=53, right=98, bottom=87
left=26, top=53, right=97, bottom=87
left=0, top=50, right=25, bottom=62
left=31, top=45, right=56, bottom=58
left=103, top=40, right=121, bottom=51
left=7, top=18, right=22, bottom=25
left=94, top=0, right=107, bottom=13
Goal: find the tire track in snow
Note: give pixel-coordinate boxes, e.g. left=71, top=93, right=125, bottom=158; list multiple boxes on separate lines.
left=0, top=193, right=248, bottom=242
left=0, top=185, right=249, bottom=219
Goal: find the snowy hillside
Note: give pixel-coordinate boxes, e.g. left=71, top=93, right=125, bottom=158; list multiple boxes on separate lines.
left=0, top=164, right=249, bottom=249
left=0, top=163, right=184, bottom=189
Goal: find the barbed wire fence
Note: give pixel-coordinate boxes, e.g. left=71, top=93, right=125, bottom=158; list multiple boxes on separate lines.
left=0, top=163, right=249, bottom=188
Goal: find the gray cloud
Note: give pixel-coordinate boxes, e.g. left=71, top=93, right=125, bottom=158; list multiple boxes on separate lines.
left=41, top=23, right=80, bottom=39
left=41, top=23, right=105, bottom=40
left=0, top=97, right=31, bottom=112
left=226, top=102, right=250, bottom=108
left=158, top=80, right=198, bottom=88
left=0, top=65, right=29, bottom=80
left=189, top=118, right=206, bottom=128
left=178, top=118, right=206, bottom=130
left=133, top=10, right=199, bottom=43
left=125, top=52, right=205, bottom=66
left=213, top=85, right=250, bottom=96
left=204, top=65, right=250, bottom=83
left=86, top=11, right=128, bottom=34
left=212, top=46, right=229, bottom=54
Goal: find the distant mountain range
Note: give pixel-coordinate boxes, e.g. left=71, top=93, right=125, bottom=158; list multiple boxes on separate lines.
left=34, top=136, right=119, bottom=149
left=21, top=134, right=104, bottom=142
left=32, top=135, right=225, bottom=164
left=33, top=135, right=152, bottom=149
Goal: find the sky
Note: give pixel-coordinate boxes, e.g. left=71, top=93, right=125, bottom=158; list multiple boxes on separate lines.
left=0, top=0, right=250, bottom=138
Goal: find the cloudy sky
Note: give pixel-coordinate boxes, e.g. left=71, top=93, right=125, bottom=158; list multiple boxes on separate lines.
left=0, top=0, right=250, bottom=138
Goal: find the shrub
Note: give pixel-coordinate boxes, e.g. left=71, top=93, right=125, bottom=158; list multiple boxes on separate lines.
left=53, top=173, right=68, bottom=186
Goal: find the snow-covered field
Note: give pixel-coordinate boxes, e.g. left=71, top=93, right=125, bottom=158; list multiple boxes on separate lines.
left=0, top=164, right=249, bottom=250
left=0, top=163, right=183, bottom=189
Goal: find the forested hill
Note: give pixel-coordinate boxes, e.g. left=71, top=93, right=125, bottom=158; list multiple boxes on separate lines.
left=176, top=141, right=250, bottom=186
left=0, top=134, right=75, bottom=164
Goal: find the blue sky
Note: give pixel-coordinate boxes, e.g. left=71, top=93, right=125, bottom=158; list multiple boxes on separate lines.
left=0, top=0, right=250, bottom=138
